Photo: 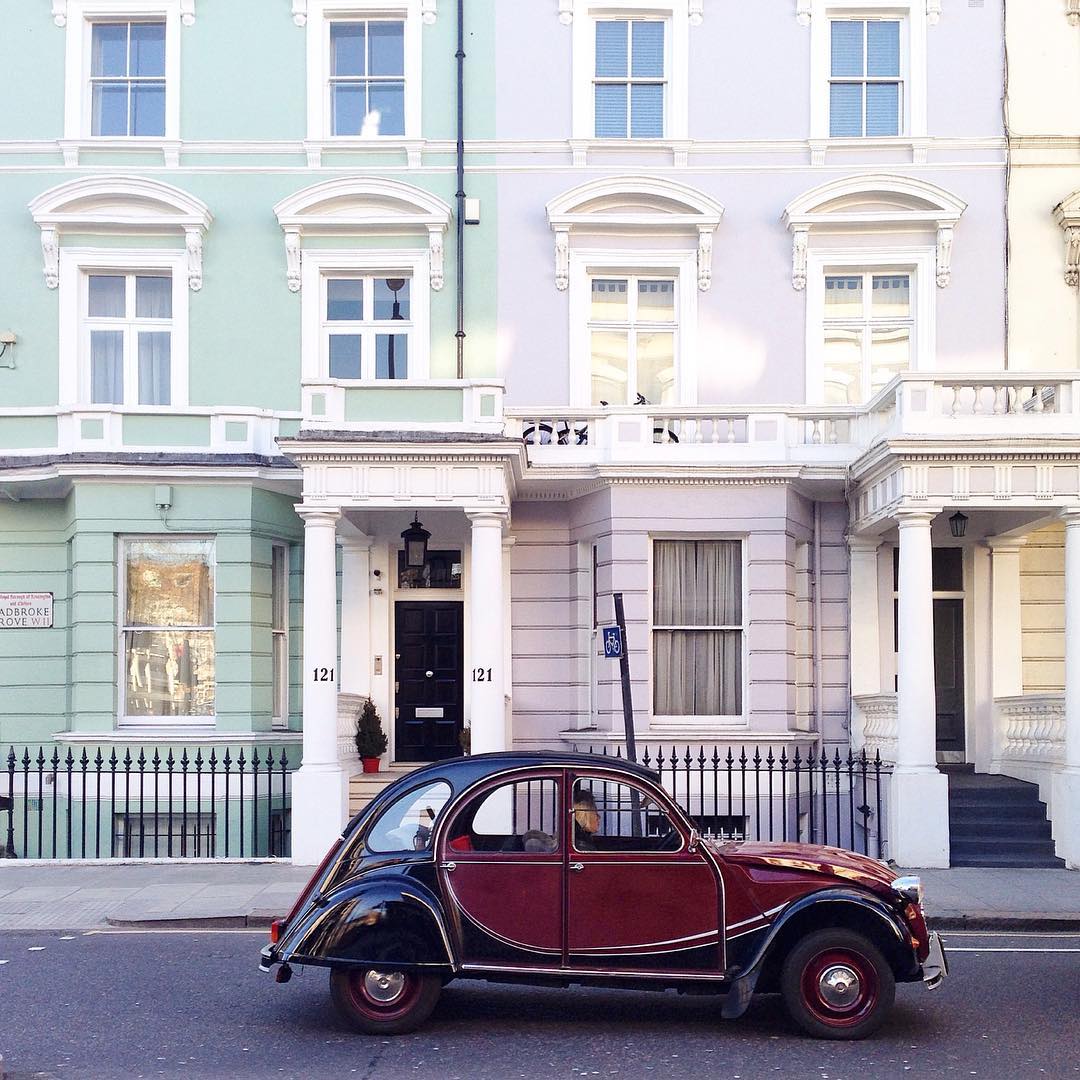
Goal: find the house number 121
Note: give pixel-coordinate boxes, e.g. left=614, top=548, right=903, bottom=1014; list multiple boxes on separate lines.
left=312, top=667, right=334, bottom=682
left=472, top=667, right=493, bottom=682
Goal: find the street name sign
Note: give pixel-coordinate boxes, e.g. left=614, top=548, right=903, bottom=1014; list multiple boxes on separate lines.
left=0, top=592, right=54, bottom=628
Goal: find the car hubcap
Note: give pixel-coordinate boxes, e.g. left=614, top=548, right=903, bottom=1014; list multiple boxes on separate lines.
left=818, top=964, right=861, bottom=1010
left=363, top=970, right=407, bottom=1005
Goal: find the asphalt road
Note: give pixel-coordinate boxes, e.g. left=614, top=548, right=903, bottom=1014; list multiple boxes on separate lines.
left=1, top=930, right=1078, bottom=1080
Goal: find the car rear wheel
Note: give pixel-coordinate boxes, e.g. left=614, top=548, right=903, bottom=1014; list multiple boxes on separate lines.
left=330, top=967, right=442, bottom=1035
left=780, top=928, right=895, bottom=1040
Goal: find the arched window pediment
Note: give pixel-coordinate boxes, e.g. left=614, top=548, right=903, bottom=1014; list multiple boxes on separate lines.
left=28, top=175, right=212, bottom=290
left=273, top=177, right=452, bottom=292
left=782, top=174, right=966, bottom=290
left=546, top=176, right=724, bottom=291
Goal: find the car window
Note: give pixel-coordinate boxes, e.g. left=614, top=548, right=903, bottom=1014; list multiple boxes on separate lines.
left=572, top=778, right=682, bottom=853
left=446, top=777, right=560, bottom=854
left=366, top=780, right=452, bottom=853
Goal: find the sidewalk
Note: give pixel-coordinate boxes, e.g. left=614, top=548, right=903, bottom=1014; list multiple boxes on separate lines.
left=0, top=861, right=1078, bottom=932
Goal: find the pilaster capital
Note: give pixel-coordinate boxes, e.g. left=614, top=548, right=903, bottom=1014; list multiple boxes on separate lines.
left=986, top=535, right=1029, bottom=553
left=1062, top=507, right=1080, bottom=528
left=847, top=535, right=882, bottom=555
left=338, top=529, right=374, bottom=553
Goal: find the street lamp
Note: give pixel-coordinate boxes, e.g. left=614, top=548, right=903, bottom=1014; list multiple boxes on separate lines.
left=949, top=511, right=969, bottom=539
left=401, top=513, right=430, bottom=569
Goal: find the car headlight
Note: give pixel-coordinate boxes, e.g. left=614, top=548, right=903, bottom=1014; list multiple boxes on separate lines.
left=891, top=875, right=924, bottom=905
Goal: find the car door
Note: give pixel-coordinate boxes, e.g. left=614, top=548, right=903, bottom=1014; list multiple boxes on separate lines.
left=438, top=771, right=563, bottom=967
left=566, top=773, right=723, bottom=973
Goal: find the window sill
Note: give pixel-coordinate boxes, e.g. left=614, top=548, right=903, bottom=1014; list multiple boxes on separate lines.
left=304, top=137, right=425, bottom=167
left=59, top=138, right=182, bottom=167
left=808, top=135, right=930, bottom=165
left=569, top=137, right=692, bottom=166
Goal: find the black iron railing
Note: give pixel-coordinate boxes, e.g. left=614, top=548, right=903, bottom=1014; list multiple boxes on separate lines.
left=572, top=744, right=891, bottom=859
left=2, top=745, right=294, bottom=860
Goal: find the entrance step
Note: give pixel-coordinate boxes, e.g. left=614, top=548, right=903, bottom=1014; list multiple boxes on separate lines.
left=348, top=763, right=425, bottom=818
left=946, top=769, right=1065, bottom=869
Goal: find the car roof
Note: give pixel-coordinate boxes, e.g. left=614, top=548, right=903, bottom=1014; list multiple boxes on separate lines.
left=382, top=751, right=659, bottom=795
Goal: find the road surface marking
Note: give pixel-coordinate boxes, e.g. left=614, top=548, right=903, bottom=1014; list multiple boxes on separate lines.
left=83, top=928, right=267, bottom=936
left=947, top=946, right=1080, bottom=953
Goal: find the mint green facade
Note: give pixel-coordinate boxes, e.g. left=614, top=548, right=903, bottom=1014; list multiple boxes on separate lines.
left=0, top=0, right=497, bottom=835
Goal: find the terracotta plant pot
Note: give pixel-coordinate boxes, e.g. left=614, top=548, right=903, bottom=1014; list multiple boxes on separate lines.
left=362, top=757, right=381, bottom=774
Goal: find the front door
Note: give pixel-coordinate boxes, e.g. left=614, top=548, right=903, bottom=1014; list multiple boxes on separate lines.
left=394, top=601, right=463, bottom=762
left=565, top=775, right=723, bottom=973
left=934, top=598, right=965, bottom=753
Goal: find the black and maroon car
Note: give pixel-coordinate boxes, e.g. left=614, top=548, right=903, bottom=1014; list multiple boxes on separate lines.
left=260, top=752, right=947, bottom=1040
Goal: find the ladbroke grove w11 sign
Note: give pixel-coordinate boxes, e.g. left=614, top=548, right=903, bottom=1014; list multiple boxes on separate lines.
left=0, top=593, right=54, bottom=628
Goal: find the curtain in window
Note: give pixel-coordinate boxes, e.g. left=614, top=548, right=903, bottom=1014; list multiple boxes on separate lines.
left=653, top=540, right=742, bottom=716
left=137, top=332, right=171, bottom=405
left=90, top=330, right=124, bottom=404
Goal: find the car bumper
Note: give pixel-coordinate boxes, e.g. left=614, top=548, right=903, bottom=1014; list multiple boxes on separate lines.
left=922, top=931, right=948, bottom=990
left=259, top=943, right=277, bottom=973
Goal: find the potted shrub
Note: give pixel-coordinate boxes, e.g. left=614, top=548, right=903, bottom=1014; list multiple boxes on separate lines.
left=354, top=698, right=388, bottom=773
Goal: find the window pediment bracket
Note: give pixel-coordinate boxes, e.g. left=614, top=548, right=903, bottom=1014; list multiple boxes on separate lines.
left=797, top=0, right=941, bottom=25
left=1069, top=0, right=1080, bottom=26
left=1053, top=196, right=1080, bottom=285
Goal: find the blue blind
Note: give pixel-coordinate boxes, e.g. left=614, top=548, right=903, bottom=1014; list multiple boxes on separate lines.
left=331, top=22, right=366, bottom=76
left=831, top=20, right=864, bottom=77
left=595, top=84, right=628, bottom=137
left=630, top=84, right=663, bottom=138
left=631, top=21, right=664, bottom=77
left=595, top=20, right=628, bottom=77
left=867, top=21, right=900, bottom=77
left=866, top=83, right=900, bottom=136
left=830, top=84, right=863, bottom=137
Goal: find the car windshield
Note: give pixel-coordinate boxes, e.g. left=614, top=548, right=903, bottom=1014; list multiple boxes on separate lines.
left=366, top=780, right=452, bottom=853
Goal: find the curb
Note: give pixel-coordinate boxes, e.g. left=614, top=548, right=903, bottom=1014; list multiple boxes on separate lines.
left=105, top=912, right=275, bottom=930
left=928, top=914, right=1080, bottom=933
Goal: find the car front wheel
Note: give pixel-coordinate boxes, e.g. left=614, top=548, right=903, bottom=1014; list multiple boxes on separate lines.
left=330, top=966, right=442, bottom=1035
left=779, top=928, right=895, bottom=1040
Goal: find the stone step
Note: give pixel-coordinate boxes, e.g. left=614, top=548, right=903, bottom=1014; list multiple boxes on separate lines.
left=949, top=851, right=1067, bottom=869
left=348, top=764, right=425, bottom=816
left=949, top=817, right=1052, bottom=839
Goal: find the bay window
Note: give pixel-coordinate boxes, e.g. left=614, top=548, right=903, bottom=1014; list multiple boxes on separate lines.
left=122, top=538, right=215, bottom=724
left=653, top=539, right=743, bottom=718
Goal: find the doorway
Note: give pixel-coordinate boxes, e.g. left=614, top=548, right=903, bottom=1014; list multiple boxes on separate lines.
left=394, top=601, right=464, bottom=762
left=934, top=597, right=965, bottom=754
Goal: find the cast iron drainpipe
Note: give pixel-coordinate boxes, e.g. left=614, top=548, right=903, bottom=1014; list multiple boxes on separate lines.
left=455, top=0, right=466, bottom=379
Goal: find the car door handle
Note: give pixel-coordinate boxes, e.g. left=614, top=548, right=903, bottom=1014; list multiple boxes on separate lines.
left=439, top=861, right=456, bottom=872
left=569, top=862, right=584, bottom=873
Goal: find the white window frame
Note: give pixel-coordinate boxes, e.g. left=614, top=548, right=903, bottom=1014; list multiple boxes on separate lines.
left=62, top=0, right=183, bottom=142
left=271, top=543, right=289, bottom=730
left=648, top=535, right=748, bottom=728
left=808, top=0, right=927, bottom=141
left=321, top=272, right=416, bottom=382
left=569, top=249, right=697, bottom=407
left=570, top=0, right=689, bottom=141
left=300, top=248, right=432, bottom=383
left=586, top=272, right=680, bottom=407
left=81, top=269, right=175, bottom=407
left=805, top=248, right=935, bottom=405
left=117, top=534, right=216, bottom=730
left=59, top=248, right=190, bottom=409
left=306, top=0, right=423, bottom=142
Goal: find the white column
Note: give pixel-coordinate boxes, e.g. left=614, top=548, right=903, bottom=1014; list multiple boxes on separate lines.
left=339, top=534, right=373, bottom=697
left=848, top=536, right=882, bottom=750
left=468, top=511, right=507, bottom=755
left=291, top=506, right=349, bottom=865
left=1054, top=511, right=1080, bottom=867
left=502, top=533, right=516, bottom=751
left=336, top=533, right=373, bottom=768
left=889, top=509, right=950, bottom=867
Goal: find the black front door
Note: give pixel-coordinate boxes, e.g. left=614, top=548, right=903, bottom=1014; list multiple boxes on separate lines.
left=934, top=598, right=965, bottom=753
left=394, top=601, right=464, bottom=762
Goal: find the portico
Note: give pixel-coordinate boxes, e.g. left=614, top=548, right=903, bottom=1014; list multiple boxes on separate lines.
left=281, top=431, right=525, bottom=863
left=849, top=435, right=1080, bottom=868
